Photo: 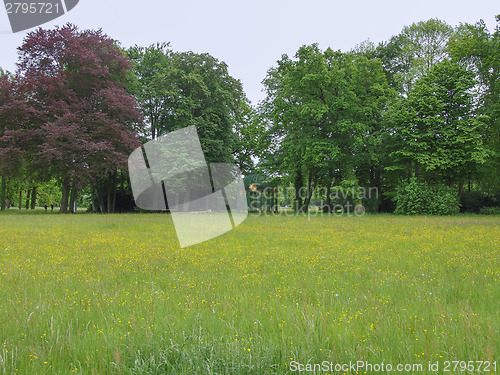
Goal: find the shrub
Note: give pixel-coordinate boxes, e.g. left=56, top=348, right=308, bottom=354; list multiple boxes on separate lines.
left=479, top=206, right=500, bottom=215
left=460, top=191, right=496, bottom=213
left=395, top=178, right=459, bottom=215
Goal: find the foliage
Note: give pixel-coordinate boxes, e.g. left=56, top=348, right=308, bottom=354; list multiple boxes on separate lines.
left=387, top=59, right=489, bottom=190
left=127, top=45, right=248, bottom=164
left=448, top=16, right=500, bottom=193
left=394, top=178, right=459, bottom=215
left=0, top=24, right=142, bottom=213
left=376, top=18, right=453, bottom=95
left=479, top=206, right=500, bottom=215
left=231, top=103, right=266, bottom=175
left=459, top=190, right=498, bottom=213
left=262, top=44, right=392, bottom=212
left=2, top=17, right=500, bottom=214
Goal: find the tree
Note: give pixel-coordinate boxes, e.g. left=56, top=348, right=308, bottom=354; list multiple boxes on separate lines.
left=345, top=52, right=395, bottom=209
left=448, top=16, right=500, bottom=193
left=262, top=44, right=392, bottom=212
left=376, top=19, right=453, bottom=95
left=2, top=24, right=142, bottom=213
left=231, top=101, right=265, bottom=175
left=0, top=73, right=29, bottom=210
left=262, top=45, right=347, bottom=211
left=388, top=60, right=489, bottom=196
left=126, top=43, right=172, bottom=141
left=128, top=46, right=247, bottom=165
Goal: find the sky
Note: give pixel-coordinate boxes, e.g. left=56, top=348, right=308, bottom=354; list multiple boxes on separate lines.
left=0, top=0, right=498, bottom=104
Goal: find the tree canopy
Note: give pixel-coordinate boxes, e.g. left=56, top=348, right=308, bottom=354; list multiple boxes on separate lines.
left=1, top=16, right=499, bottom=215
left=0, top=24, right=142, bottom=212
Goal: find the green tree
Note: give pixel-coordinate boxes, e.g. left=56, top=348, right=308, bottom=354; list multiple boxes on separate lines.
left=127, top=43, right=173, bottom=141
left=377, top=19, right=453, bottom=95
left=346, top=53, right=395, bottom=210
left=129, top=46, right=248, bottom=164
left=231, top=101, right=265, bottom=175
left=448, top=16, right=500, bottom=193
left=262, top=45, right=346, bottom=211
left=388, top=60, right=489, bottom=196
left=262, top=45, right=392, bottom=211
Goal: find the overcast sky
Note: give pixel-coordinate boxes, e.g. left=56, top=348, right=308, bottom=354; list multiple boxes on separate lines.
left=0, top=0, right=498, bottom=104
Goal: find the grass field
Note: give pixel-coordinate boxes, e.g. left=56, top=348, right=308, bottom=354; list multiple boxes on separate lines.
left=0, top=211, right=498, bottom=374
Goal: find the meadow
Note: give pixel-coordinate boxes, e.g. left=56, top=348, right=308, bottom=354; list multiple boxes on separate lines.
left=0, top=211, right=498, bottom=374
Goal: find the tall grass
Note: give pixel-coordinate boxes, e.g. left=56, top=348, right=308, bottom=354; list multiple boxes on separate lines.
left=0, top=212, right=498, bottom=374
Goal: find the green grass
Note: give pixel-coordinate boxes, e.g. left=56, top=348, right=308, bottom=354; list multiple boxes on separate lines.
left=0, top=211, right=498, bottom=374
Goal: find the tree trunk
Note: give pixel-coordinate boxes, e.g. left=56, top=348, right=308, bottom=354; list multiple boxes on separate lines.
left=25, top=189, right=31, bottom=210
left=273, top=187, right=278, bottom=212
left=120, top=171, right=125, bottom=192
left=294, top=170, right=303, bottom=212
left=300, top=174, right=313, bottom=212
left=268, top=188, right=274, bottom=213
left=300, top=173, right=319, bottom=212
left=92, top=183, right=105, bottom=213
left=69, top=183, right=78, bottom=213
left=458, top=182, right=464, bottom=200
left=60, top=180, right=71, bottom=213
left=18, top=188, right=22, bottom=210
left=106, top=178, right=113, bottom=213
left=97, top=187, right=105, bottom=213
left=90, top=184, right=97, bottom=212
left=111, top=171, right=117, bottom=213
left=414, top=162, right=420, bottom=179
left=30, top=186, right=37, bottom=209
left=325, top=169, right=334, bottom=211
left=325, top=183, right=332, bottom=211
left=1, top=175, right=5, bottom=211
left=370, top=165, right=375, bottom=187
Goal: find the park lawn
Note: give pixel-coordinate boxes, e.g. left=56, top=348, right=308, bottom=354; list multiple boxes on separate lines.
left=0, top=212, right=498, bottom=374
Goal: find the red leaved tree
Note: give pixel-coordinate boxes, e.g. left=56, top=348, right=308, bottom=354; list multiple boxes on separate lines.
left=3, top=24, right=142, bottom=212
left=0, top=73, right=33, bottom=210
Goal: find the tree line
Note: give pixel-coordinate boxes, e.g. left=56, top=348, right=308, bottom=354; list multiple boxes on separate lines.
left=0, top=17, right=499, bottom=214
